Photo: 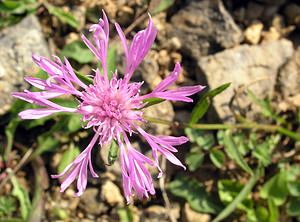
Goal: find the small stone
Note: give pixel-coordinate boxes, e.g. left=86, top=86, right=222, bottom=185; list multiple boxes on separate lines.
left=0, top=15, right=49, bottom=114
left=278, top=46, right=300, bottom=98
left=198, top=39, right=294, bottom=122
left=169, top=0, right=243, bottom=58
left=139, top=50, right=161, bottom=90
left=79, top=188, right=107, bottom=215
left=117, top=6, right=134, bottom=26
left=262, top=27, right=281, bottom=41
left=244, top=22, right=263, bottom=44
left=170, top=37, right=182, bottom=50
left=158, top=49, right=171, bottom=68
left=184, top=203, right=211, bottom=222
left=101, top=180, right=124, bottom=207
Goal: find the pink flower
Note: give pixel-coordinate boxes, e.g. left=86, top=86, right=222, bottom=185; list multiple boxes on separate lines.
left=12, top=11, right=205, bottom=203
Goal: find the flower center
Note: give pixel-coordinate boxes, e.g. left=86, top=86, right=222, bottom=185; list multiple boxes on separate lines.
left=78, top=77, right=143, bottom=143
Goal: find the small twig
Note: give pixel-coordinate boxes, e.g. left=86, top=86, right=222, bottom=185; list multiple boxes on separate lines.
left=159, top=158, right=177, bottom=222
left=123, top=13, right=149, bottom=36
left=0, top=148, right=33, bottom=190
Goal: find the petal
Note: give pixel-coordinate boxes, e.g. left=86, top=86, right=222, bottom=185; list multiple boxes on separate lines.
left=115, top=23, right=128, bottom=58
left=153, top=63, right=181, bottom=92
left=18, top=108, right=62, bottom=119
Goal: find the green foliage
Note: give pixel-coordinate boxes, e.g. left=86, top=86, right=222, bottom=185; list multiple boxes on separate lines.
left=169, top=175, right=221, bottom=214
left=248, top=90, right=285, bottom=124
left=107, top=46, right=117, bottom=80
left=61, top=40, right=94, bottom=64
left=44, top=2, right=79, bottom=29
left=10, top=173, right=31, bottom=220
left=149, top=0, right=175, bottom=14
left=117, top=207, right=133, bottom=222
left=185, top=149, right=204, bottom=171
left=108, top=140, right=119, bottom=165
left=260, top=168, right=289, bottom=206
left=0, top=196, right=17, bottom=217
left=0, top=0, right=39, bottom=28
left=185, top=128, right=215, bottom=150
left=287, top=198, right=300, bottom=217
left=58, top=143, right=80, bottom=173
left=223, top=130, right=253, bottom=174
left=190, top=83, right=231, bottom=124
left=209, top=149, right=225, bottom=169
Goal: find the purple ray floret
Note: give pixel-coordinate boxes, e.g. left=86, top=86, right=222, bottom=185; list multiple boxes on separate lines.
left=12, top=11, right=205, bottom=203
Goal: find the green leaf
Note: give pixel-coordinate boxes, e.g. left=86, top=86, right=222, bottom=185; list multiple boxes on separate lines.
left=67, top=114, right=82, bottom=133
left=75, top=70, right=93, bottom=85
left=34, top=135, right=60, bottom=157
left=267, top=199, right=279, bottom=222
left=288, top=181, right=300, bottom=197
left=0, top=0, right=39, bottom=14
left=61, top=40, right=94, bottom=64
left=149, top=0, right=175, bottom=14
left=185, top=152, right=204, bottom=171
left=223, top=130, right=253, bottom=174
left=58, top=143, right=80, bottom=173
left=107, top=46, right=117, bottom=80
left=142, top=98, right=165, bottom=108
left=209, top=150, right=225, bottom=168
left=255, top=206, right=269, bottom=222
left=260, top=169, right=288, bottom=206
left=117, top=207, right=133, bottom=222
left=287, top=197, right=300, bottom=217
left=10, top=174, right=31, bottom=220
left=212, top=168, right=262, bottom=222
left=0, top=196, right=16, bottom=216
left=169, top=175, right=221, bottom=214
left=190, top=83, right=230, bottom=124
left=44, top=2, right=79, bottom=29
left=185, top=128, right=215, bottom=150
left=218, top=180, right=253, bottom=211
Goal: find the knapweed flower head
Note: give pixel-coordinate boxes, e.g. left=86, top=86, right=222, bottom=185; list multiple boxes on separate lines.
left=12, top=11, right=205, bottom=203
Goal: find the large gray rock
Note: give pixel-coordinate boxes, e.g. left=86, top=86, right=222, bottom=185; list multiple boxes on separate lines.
left=198, top=39, right=294, bottom=122
left=279, top=46, right=300, bottom=98
left=169, top=0, right=243, bottom=58
left=0, top=15, right=49, bottom=114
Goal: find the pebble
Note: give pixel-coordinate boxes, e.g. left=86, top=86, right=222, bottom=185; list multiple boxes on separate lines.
left=244, top=22, right=263, bottom=44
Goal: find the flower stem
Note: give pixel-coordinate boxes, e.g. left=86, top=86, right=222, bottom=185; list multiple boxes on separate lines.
left=144, top=116, right=300, bottom=141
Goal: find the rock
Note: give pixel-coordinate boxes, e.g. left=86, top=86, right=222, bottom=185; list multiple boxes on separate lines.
left=244, top=22, right=263, bottom=44
left=198, top=39, right=294, bottom=122
left=79, top=188, right=108, bottom=215
left=101, top=180, right=124, bottom=206
left=169, top=0, right=243, bottom=59
left=184, top=203, right=211, bottom=222
left=142, top=101, right=175, bottom=135
left=278, top=46, right=300, bottom=98
left=0, top=15, right=49, bottom=115
left=139, top=50, right=162, bottom=90
left=143, top=205, right=180, bottom=222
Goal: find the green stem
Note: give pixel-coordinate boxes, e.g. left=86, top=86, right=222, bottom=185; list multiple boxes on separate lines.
left=212, top=167, right=262, bottom=222
left=144, top=116, right=300, bottom=141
